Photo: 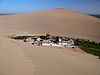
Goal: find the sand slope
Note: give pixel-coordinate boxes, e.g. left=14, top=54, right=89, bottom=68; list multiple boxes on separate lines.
left=12, top=40, right=100, bottom=75
left=0, top=36, right=36, bottom=75
left=0, top=36, right=100, bottom=75
left=0, top=8, right=100, bottom=41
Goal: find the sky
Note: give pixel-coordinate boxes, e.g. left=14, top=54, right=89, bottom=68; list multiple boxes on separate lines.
left=0, top=0, right=100, bottom=14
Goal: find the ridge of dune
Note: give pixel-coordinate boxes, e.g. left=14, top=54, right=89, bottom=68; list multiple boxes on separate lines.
left=0, top=8, right=100, bottom=41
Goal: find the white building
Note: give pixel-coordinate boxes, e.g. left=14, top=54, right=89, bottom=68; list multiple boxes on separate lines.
left=42, top=39, right=75, bottom=48
left=25, top=36, right=75, bottom=48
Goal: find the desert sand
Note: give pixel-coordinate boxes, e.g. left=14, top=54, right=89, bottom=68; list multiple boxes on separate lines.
left=0, top=8, right=100, bottom=41
left=0, top=8, right=100, bottom=75
left=0, top=36, right=36, bottom=75
left=0, top=35, right=100, bottom=75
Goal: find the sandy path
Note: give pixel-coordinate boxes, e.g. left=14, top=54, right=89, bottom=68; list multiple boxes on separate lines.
left=13, top=40, right=100, bottom=75
left=0, top=36, right=36, bottom=75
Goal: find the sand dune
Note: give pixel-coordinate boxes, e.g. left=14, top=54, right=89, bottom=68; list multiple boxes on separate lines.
left=0, top=8, right=100, bottom=75
left=1, top=38, right=100, bottom=75
left=0, top=36, right=36, bottom=75
left=0, top=8, right=100, bottom=41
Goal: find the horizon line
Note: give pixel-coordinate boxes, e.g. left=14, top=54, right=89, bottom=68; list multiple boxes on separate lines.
left=0, top=8, right=100, bottom=15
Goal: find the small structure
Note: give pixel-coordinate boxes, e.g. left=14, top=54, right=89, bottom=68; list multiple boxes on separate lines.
left=34, top=37, right=43, bottom=46
left=41, top=38, right=75, bottom=48
left=59, top=39, right=75, bottom=48
left=26, top=37, right=33, bottom=42
left=46, top=33, right=51, bottom=40
left=42, top=40, right=52, bottom=46
left=24, top=34, right=75, bottom=48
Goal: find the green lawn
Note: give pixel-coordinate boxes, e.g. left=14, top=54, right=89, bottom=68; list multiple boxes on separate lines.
left=75, top=41, right=100, bottom=49
left=75, top=41, right=100, bottom=57
left=81, top=47, right=100, bottom=57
